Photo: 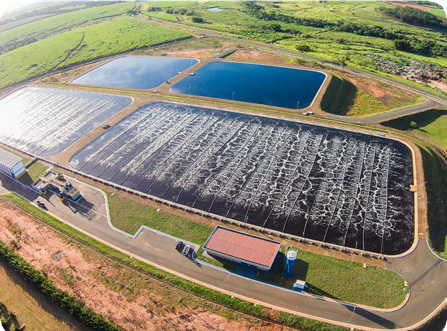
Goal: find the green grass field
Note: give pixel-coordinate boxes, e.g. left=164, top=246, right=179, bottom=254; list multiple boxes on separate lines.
left=381, top=110, right=447, bottom=259
left=0, top=17, right=190, bottom=88
left=107, top=190, right=406, bottom=308
left=259, top=248, right=407, bottom=309
left=428, top=8, right=447, bottom=18
left=107, top=192, right=212, bottom=244
left=417, top=114, right=447, bottom=149
left=0, top=3, right=134, bottom=52
left=321, top=74, right=424, bottom=117
left=18, top=162, right=48, bottom=186
left=148, top=11, right=179, bottom=22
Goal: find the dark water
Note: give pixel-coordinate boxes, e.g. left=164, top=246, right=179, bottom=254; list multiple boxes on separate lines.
left=71, top=102, right=415, bottom=255
left=73, top=56, right=199, bottom=89
left=171, top=61, right=326, bottom=109
left=0, top=87, right=131, bottom=157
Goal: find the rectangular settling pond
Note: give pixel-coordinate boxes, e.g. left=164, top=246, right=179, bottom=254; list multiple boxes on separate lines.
left=73, top=56, right=199, bottom=89
left=71, top=102, right=415, bottom=255
left=0, top=87, right=131, bottom=157
left=171, top=61, right=327, bottom=109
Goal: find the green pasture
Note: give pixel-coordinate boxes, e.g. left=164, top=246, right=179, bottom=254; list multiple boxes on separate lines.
left=0, top=17, right=190, bottom=88
left=0, top=3, right=134, bottom=52
left=427, top=8, right=446, bottom=18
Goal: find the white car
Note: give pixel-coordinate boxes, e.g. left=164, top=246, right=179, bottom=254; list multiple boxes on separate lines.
left=182, top=245, right=191, bottom=256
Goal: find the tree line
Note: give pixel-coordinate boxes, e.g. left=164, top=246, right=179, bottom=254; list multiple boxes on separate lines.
left=378, top=6, right=447, bottom=30
left=242, top=2, right=447, bottom=57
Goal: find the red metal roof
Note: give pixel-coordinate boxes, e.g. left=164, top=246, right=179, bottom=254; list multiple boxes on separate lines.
left=204, top=227, right=280, bottom=267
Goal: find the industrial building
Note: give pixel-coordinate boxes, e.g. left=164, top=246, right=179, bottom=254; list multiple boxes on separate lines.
left=0, top=149, right=26, bottom=179
left=203, top=226, right=281, bottom=271
left=32, top=171, right=82, bottom=202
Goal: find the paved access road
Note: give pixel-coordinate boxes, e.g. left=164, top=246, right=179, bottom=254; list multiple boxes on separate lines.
left=1, top=173, right=445, bottom=330
left=148, top=18, right=447, bottom=124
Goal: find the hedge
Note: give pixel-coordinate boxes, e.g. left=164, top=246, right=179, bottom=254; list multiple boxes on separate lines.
left=0, top=240, right=122, bottom=331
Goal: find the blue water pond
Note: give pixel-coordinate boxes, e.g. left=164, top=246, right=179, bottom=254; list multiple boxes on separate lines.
left=171, top=61, right=326, bottom=109
left=73, top=56, right=198, bottom=89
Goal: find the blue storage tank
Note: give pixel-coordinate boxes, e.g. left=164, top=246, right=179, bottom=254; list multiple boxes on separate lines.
left=284, top=250, right=297, bottom=278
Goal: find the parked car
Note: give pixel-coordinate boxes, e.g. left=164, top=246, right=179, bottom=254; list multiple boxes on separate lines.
left=175, top=241, right=183, bottom=252
left=37, top=200, right=46, bottom=209
left=182, top=245, right=190, bottom=256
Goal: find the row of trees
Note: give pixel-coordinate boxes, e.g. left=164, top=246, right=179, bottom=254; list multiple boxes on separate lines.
left=379, top=6, right=447, bottom=29
left=0, top=241, right=122, bottom=331
left=394, top=38, right=447, bottom=57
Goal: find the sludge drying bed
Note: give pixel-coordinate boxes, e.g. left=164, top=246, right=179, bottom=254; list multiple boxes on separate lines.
left=0, top=87, right=132, bottom=157
left=71, top=102, right=415, bottom=255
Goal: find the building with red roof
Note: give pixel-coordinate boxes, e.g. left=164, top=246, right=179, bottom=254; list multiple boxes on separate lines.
left=203, top=226, right=281, bottom=271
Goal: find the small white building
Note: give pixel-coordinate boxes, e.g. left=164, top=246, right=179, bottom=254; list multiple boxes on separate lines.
left=0, top=149, right=26, bottom=179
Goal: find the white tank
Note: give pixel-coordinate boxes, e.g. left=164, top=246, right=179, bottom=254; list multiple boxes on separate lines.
left=287, top=250, right=297, bottom=261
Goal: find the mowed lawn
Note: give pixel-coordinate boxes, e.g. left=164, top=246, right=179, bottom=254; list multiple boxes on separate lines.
left=0, top=17, right=191, bottom=88
left=417, top=114, right=447, bottom=149
left=107, top=190, right=406, bottom=308
left=0, top=2, right=134, bottom=51
left=18, top=162, right=48, bottom=186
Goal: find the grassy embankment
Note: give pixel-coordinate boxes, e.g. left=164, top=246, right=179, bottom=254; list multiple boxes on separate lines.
left=0, top=17, right=191, bottom=88
left=428, top=8, right=447, bottom=18
left=18, top=162, right=48, bottom=186
left=382, top=110, right=447, bottom=259
left=106, top=191, right=406, bottom=308
left=0, top=2, right=134, bottom=52
left=320, top=74, right=424, bottom=117
left=2, top=193, right=346, bottom=331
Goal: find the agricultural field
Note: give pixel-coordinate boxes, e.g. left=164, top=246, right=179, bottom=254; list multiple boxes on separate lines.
left=0, top=2, right=134, bottom=52
left=0, top=18, right=191, bottom=88
left=0, top=264, right=82, bottom=330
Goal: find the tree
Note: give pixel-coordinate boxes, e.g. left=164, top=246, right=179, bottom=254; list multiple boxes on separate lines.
left=410, top=121, right=418, bottom=129
left=191, top=17, right=204, bottom=23
left=296, top=44, right=311, bottom=52
left=269, top=23, right=282, bottom=32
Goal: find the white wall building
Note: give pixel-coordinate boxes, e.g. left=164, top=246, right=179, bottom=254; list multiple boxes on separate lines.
left=0, top=149, right=26, bottom=179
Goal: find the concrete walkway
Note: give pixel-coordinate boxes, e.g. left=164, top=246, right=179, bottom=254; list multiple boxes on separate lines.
left=0, top=173, right=445, bottom=330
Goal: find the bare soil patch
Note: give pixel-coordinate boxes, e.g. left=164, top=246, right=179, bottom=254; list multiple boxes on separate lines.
left=388, top=2, right=433, bottom=11
left=0, top=199, right=287, bottom=331
left=228, top=48, right=290, bottom=65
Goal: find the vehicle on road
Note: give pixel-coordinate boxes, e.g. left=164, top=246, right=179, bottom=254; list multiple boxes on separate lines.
left=175, top=241, right=183, bottom=252
left=182, top=245, right=190, bottom=256
left=37, top=200, right=46, bottom=209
